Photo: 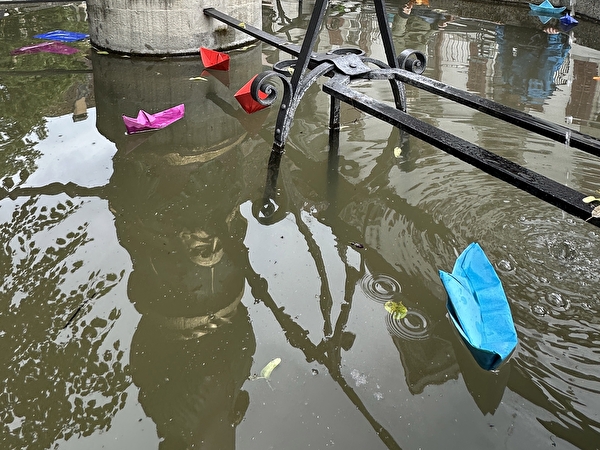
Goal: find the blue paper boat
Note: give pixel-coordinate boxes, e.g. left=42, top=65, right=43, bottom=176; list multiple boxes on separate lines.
left=33, top=30, right=89, bottom=42
left=559, top=14, right=578, bottom=27
left=529, top=0, right=566, bottom=15
left=439, top=243, right=518, bottom=371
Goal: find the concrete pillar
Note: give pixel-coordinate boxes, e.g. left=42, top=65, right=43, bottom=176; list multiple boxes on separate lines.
left=87, top=0, right=261, bottom=55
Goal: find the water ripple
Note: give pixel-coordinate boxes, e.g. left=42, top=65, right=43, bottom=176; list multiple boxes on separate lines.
left=385, top=309, right=430, bottom=341
left=359, top=273, right=401, bottom=304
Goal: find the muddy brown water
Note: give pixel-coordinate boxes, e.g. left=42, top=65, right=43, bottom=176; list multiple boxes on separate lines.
left=1, top=1, right=600, bottom=449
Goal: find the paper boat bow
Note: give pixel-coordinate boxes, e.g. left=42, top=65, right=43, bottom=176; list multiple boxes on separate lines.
left=234, top=75, right=269, bottom=114
left=200, top=47, right=230, bottom=71
left=439, top=242, right=518, bottom=371
left=528, top=0, right=566, bottom=15
left=122, top=104, right=185, bottom=134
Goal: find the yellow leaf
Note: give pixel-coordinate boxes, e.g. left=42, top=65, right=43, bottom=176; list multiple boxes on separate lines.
left=583, top=196, right=600, bottom=204
left=384, top=301, right=407, bottom=320
left=96, top=50, right=109, bottom=55
left=259, top=357, right=281, bottom=379
left=393, top=146, right=402, bottom=158
left=239, top=22, right=246, bottom=28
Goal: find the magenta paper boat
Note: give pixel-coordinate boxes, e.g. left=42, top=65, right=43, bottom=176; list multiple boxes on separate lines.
left=200, top=47, right=230, bottom=71
left=11, top=41, right=79, bottom=56
left=122, top=104, right=185, bottom=134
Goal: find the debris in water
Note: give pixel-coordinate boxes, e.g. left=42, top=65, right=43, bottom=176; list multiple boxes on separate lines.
left=350, top=368, right=367, bottom=386
left=582, top=196, right=600, bottom=204
left=259, top=357, right=281, bottom=380
left=384, top=300, right=408, bottom=320
left=586, top=205, right=600, bottom=222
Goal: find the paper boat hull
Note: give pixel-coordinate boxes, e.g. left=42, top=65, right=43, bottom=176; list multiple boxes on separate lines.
left=33, top=30, right=89, bottom=42
left=11, top=42, right=78, bottom=56
left=200, top=47, right=230, bottom=71
left=439, top=242, right=518, bottom=371
left=122, top=104, right=185, bottom=134
left=529, top=0, right=566, bottom=15
left=234, top=75, right=269, bottom=114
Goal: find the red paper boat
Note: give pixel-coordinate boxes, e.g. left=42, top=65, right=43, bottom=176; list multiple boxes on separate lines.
left=234, top=75, right=269, bottom=114
left=122, top=104, right=185, bottom=134
left=200, top=47, right=230, bottom=71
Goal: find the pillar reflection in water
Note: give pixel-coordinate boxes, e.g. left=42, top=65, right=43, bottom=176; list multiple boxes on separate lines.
left=93, top=47, right=268, bottom=448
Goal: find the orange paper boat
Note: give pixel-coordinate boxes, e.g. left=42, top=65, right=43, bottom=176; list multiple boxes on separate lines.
left=200, top=47, right=230, bottom=71
left=122, top=104, right=185, bottom=134
left=234, top=75, right=269, bottom=114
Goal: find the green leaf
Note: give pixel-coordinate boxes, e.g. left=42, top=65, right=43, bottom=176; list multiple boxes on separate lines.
left=259, top=357, right=281, bottom=379
left=385, top=301, right=407, bottom=320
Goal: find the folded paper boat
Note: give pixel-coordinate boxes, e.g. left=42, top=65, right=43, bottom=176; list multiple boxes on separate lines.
left=528, top=0, right=566, bottom=15
left=200, top=47, right=230, bottom=71
left=11, top=41, right=78, bottom=56
left=559, top=14, right=578, bottom=27
left=33, top=30, right=89, bottom=42
left=439, top=242, right=518, bottom=371
left=122, top=104, right=185, bottom=134
left=234, top=75, right=269, bottom=114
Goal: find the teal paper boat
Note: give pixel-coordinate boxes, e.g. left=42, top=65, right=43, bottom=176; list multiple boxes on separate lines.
left=529, top=0, right=566, bottom=15
left=439, top=243, right=518, bottom=371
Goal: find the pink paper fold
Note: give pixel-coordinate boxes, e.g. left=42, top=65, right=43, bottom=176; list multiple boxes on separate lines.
left=122, top=104, right=185, bottom=134
left=11, top=41, right=79, bottom=56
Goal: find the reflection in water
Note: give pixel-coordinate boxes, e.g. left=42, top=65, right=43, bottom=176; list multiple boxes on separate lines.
left=495, top=24, right=570, bottom=108
left=0, top=195, right=130, bottom=448
left=92, top=46, right=268, bottom=448
left=110, top=150, right=256, bottom=448
left=2, top=0, right=600, bottom=449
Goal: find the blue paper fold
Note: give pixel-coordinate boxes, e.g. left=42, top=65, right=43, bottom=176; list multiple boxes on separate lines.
left=529, top=0, right=566, bottom=15
left=34, top=30, right=89, bottom=42
left=439, top=243, right=518, bottom=371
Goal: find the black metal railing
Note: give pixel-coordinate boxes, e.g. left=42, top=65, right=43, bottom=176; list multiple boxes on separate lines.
left=204, top=0, right=600, bottom=227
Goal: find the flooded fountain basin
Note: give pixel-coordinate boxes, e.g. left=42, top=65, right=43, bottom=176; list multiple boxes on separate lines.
left=1, top=1, right=600, bottom=449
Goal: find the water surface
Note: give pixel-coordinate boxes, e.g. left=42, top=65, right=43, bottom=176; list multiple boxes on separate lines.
left=1, top=1, right=600, bottom=449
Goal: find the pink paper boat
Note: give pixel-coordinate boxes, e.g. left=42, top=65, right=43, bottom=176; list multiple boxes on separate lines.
left=122, top=104, right=185, bottom=134
left=234, top=75, right=269, bottom=114
left=200, top=47, right=230, bottom=71
left=11, top=41, right=79, bottom=56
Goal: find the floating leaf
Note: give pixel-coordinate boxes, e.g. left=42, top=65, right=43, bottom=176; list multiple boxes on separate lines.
left=393, top=146, right=402, bottom=158
left=96, top=50, right=109, bottom=55
left=259, top=357, right=281, bottom=379
left=384, top=301, right=407, bottom=320
left=189, top=76, right=207, bottom=81
left=585, top=205, right=600, bottom=222
left=583, top=196, right=600, bottom=204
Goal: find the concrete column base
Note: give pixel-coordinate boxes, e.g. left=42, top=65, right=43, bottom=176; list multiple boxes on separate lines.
left=87, top=0, right=261, bottom=55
